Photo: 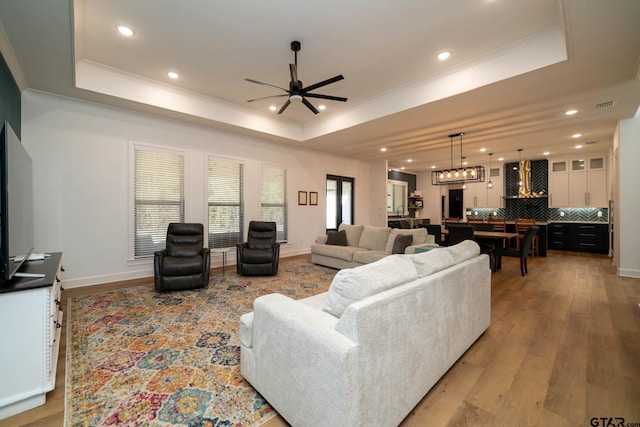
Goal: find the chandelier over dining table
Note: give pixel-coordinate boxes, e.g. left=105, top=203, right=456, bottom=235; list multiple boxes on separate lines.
left=431, top=132, right=485, bottom=185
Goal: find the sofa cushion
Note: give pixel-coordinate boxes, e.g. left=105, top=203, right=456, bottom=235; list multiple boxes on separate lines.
left=445, top=240, right=481, bottom=264
left=392, top=234, right=413, bottom=254
left=323, top=254, right=419, bottom=317
left=338, top=223, right=364, bottom=247
left=358, top=226, right=391, bottom=251
left=326, top=230, right=348, bottom=246
left=408, top=247, right=454, bottom=278
left=352, top=250, right=388, bottom=265
left=311, top=244, right=362, bottom=262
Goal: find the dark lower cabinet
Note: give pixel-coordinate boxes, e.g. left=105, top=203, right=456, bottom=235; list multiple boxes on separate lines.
left=548, top=222, right=608, bottom=254
left=548, top=223, right=570, bottom=250
left=569, top=223, right=609, bottom=253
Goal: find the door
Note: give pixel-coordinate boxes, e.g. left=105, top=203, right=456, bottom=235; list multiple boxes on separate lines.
left=326, top=175, right=355, bottom=230
left=449, top=189, right=463, bottom=219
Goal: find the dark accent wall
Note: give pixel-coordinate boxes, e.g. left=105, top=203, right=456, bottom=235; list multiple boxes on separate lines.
left=388, top=170, right=416, bottom=194
left=0, top=52, right=21, bottom=138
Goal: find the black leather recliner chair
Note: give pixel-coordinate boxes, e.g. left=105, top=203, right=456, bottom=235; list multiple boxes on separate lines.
left=236, top=221, right=280, bottom=276
left=154, top=223, right=211, bottom=291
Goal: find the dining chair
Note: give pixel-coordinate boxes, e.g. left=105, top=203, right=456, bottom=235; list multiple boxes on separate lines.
left=467, top=218, right=484, bottom=223
left=487, top=217, right=507, bottom=232
left=424, top=224, right=442, bottom=245
left=515, top=218, right=539, bottom=256
left=498, top=226, right=539, bottom=276
left=448, top=225, right=474, bottom=245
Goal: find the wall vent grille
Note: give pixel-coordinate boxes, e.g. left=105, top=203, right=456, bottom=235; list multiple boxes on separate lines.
left=594, top=100, right=615, bottom=109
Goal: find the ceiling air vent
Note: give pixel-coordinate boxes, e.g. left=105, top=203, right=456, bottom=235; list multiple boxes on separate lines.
left=584, top=141, right=597, bottom=145
left=594, top=100, right=615, bottom=109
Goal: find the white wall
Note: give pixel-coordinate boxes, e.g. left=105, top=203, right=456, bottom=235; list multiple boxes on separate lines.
left=615, top=113, right=640, bottom=278
left=21, top=91, right=374, bottom=287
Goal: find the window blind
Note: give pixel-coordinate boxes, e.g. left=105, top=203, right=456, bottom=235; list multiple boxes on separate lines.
left=261, top=165, right=288, bottom=242
left=208, top=158, right=244, bottom=248
left=134, top=147, right=184, bottom=257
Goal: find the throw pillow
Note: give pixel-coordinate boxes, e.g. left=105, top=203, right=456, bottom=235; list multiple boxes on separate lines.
left=392, top=234, right=413, bottom=254
left=326, top=230, right=348, bottom=246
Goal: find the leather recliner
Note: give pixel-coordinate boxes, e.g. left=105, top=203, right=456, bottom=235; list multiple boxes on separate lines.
left=236, top=221, right=280, bottom=276
left=154, top=223, right=211, bottom=291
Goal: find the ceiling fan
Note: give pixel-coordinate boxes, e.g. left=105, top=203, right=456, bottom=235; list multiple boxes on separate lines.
left=245, top=41, right=347, bottom=114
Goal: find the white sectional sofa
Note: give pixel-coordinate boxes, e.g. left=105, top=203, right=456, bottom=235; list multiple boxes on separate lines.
left=311, top=223, right=437, bottom=269
left=240, top=240, right=491, bottom=427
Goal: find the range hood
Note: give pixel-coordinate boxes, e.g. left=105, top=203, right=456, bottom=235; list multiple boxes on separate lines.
left=504, top=159, right=547, bottom=199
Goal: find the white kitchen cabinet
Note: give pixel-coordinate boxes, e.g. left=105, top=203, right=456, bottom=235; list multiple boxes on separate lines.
left=549, top=154, right=607, bottom=208
left=569, top=155, right=607, bottom=207
left=0, top=253, right=64, bottom=419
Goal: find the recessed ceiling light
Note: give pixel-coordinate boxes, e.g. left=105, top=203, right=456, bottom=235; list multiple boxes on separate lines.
left=431, top=165, right=436, bottom=169
left=269, top=105, right=277, bottom=112
left=575, top=144, right=583, bottom=149
left=498, top=157, right=504, bottom=161
left=565, top=109, right=578, bottom=116
left=407, top=159, right=413, bottom=163
left=480, top=148, right=487, bottom=152
left=380, top=147, right=387, bottom=152
left=117, top=25, right=135, bottom=37
left=167, top=71, right=180, bottom=80
left=436, top=51, right=451, bottom=61
left=543, top=151, right=550, bottom=156
left=572, top=133, right=582, bottom=138
left=318, top=105, right=326, bottom=110
left=401, top=167, right=406, bottom=170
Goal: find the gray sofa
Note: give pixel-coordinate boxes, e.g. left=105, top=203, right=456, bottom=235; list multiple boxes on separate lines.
left=240, top=240, right=491, bottom=427
left=311, top=223, right=437, bottom=269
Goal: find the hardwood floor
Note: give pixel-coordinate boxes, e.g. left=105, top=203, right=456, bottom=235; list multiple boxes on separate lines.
left=2, top=252, right=639, bottom=427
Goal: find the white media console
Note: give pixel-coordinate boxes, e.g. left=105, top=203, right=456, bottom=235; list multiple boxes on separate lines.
left=0, top=252, right=64, bottom=419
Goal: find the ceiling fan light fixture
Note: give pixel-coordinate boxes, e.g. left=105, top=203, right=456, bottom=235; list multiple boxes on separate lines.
left=290, top=94, right=303, bottom=102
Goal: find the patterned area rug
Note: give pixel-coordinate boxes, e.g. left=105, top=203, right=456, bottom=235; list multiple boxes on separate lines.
left=65, top=258, right=336, bottom=427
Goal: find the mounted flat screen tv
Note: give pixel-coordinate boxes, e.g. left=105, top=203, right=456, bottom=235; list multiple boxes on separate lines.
left=0, top=120, right=34, bottom=280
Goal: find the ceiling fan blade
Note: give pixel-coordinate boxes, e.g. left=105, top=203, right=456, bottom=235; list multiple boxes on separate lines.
left=245, top=78, right=289, bottom=93
left=304, top=93, right=348, bottom=102
left=289, top=64, right=299, bottom=84
left=301, top=75, right=344, bottom=94
left=302, top=98, right=320, bottom=114
left=277, top=100, right=291, bottom=114
left=247, top=94, right=289, bottom=103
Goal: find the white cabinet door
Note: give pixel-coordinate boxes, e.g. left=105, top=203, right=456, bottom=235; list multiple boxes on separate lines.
left=549, top=173, right=569, bottom=207
left=587, top=169, right=608, bottom=207
left=486, top=165, right=503, bottom=208
left=569, top=171, right=588, bottom=207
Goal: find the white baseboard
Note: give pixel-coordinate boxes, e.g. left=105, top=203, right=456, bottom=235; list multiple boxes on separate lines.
left=617, top=267, right=640, bottom=278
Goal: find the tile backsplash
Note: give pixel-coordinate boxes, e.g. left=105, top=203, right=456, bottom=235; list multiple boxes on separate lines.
left=467, top=207, right=609, bottom=223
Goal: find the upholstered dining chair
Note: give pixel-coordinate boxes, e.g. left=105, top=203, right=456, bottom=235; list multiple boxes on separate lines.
left=515, top=218, right=539, bottom=256
left=447, top=225, right=474, bottom=246
left=498, top=226, right=539, bottom=276
left=154, top=223, right=211, bottom=291
left=236, top=221, right=280, bottom=276
left=424, top=224, right=443, bottom=245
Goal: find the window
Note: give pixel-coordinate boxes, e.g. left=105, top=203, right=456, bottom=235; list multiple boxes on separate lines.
left=326, top=175, right=354, bottom=230
left=261, top=165, right=287, bottom=242
left=208, top=157, right=244, bottom=248
left=133, top=145, right=185, bottom=257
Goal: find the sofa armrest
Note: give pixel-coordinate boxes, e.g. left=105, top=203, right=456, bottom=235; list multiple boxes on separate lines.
left=247, top=293, right=360, bottom=426
left=316, top=234, right=328, bottom=244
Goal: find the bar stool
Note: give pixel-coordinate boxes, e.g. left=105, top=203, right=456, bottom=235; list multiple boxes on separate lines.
left=515, top=218, right=539, bottom=256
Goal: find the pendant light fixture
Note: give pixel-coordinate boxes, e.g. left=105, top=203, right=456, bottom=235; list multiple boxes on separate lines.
left=487, top=153, right=494, bottom=189
left=517, top=148, right=523, bottom=188
left=431, top=132, right=485, bottom=185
